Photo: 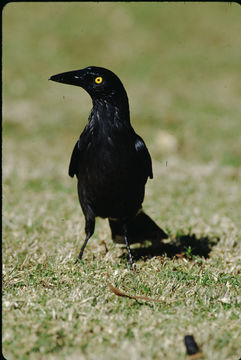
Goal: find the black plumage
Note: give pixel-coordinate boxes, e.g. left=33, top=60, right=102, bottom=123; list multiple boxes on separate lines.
left=49, top=66, right=167, bottom=268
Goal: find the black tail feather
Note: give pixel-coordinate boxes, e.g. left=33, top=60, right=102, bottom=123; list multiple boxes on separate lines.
left=109, top=211, right=168, bottom=245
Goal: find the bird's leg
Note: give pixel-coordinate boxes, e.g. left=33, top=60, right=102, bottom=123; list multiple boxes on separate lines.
left=74, top=234, right=90, bottom=264
left=123, top=223, right=133, bottom=269
left=75, top=217, right=95, bottom=264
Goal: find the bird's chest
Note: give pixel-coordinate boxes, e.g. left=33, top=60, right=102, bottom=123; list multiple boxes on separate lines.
left=78, top=105, right=138, bottom=189
left=84, top=133, right=135, bottom=178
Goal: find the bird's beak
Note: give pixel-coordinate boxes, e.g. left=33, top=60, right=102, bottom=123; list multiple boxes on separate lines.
left=49, top=69, right=85, bottom=87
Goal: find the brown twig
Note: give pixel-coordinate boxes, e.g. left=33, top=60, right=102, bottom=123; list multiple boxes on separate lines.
left=106, top=280, right=165, bottom=304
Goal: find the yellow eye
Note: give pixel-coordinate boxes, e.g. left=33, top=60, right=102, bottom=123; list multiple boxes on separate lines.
left=95, top=76, right=103, bottom=84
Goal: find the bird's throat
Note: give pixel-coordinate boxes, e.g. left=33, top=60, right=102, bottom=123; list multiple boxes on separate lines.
left=91, top=98, right=130, bottom=130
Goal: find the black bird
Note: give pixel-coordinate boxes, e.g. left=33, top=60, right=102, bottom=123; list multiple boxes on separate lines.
left=49, top=66, right=167, bottom=268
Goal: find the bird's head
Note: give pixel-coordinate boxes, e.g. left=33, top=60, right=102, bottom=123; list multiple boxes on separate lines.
left=49, top=66, right=128, bottom=106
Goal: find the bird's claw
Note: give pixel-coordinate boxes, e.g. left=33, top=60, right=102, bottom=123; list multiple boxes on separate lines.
left=74, top=257, right=81, bottom=265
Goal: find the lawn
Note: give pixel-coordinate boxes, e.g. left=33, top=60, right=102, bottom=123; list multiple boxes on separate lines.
left=2, top=3, right=241, bottom=360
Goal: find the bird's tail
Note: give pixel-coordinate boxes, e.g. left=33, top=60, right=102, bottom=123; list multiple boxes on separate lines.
left=108, top=210, right=168, bottom=245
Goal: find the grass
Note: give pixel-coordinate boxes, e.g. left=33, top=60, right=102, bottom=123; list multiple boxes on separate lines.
left=2, top=2, right=241, bottom=360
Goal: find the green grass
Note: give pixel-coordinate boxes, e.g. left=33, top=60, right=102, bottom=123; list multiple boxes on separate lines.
left=2, top=3, right=241, bottom=360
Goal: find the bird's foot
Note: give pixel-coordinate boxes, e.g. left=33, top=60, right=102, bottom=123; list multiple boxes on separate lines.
left=74, top=255, right=83, bottom=265
left=74, top=258, right=80, bottom=265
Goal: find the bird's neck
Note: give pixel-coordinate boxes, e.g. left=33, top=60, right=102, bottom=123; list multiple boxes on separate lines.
left=91, top=97, right=130, bottom=128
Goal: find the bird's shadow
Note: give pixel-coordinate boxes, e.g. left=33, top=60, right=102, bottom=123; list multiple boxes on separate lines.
left=121, top=233, right=219, bottom=262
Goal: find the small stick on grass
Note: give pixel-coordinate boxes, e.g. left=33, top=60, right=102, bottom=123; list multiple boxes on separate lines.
left=106, top=280, right=165, bottom=304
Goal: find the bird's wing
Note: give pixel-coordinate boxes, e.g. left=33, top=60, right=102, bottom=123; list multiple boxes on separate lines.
left=68, top=128, right=90, bottom=178
left=134, top=135, right=153, bottom=179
